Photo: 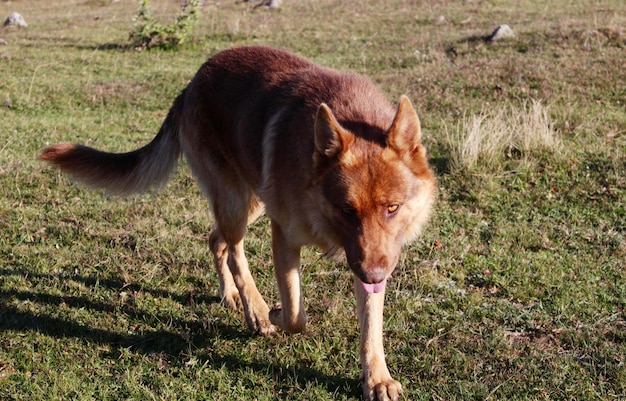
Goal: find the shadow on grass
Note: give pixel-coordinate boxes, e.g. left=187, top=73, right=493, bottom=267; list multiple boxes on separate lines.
left=0, top=268, right=359, bottom=398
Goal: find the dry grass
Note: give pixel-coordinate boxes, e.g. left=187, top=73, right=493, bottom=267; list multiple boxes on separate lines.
left=445, top=100, right=561, bottom=173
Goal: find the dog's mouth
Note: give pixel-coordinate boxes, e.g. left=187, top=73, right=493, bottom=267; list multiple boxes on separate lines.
left=357, top=277, right=388, bottom=294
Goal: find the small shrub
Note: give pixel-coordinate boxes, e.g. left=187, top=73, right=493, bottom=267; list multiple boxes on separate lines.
left=129, top=0, right=200, bottom=50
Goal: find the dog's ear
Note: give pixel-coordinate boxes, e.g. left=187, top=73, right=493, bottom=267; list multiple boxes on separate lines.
left=387, top=95, right=422, bottom=155
left=314, top=103, right=353, bottom=161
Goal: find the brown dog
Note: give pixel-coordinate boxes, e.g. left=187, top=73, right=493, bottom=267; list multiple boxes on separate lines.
left=40, top=46, right=436, bottom=400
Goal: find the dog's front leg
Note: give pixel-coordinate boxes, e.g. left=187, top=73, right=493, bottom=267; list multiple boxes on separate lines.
left=268, top=220, right=307, bottom=334
left=355, top=278, right=403, bottom=401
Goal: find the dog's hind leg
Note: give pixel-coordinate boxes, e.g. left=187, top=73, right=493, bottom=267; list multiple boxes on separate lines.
left=209, top=191, right=275, bottom=336
left=354, top=278, right=402, bottom=401
left=209, top=228, right=241, bottom=310
left=185, top=152, right=273, bottom=335
left=207, top=196, right=266, bottom=311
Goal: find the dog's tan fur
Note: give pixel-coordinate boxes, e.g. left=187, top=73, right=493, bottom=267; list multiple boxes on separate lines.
left=40, top=46, right=436, bottom=400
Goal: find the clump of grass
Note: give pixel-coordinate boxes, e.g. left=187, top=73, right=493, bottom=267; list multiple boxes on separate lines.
left=129, top=0, right=200, bottom=50
left=446, top=100, right=561, bottom=173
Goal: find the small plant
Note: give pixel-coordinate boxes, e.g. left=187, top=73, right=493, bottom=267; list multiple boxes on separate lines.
left=129, top=0, right=200, bottom=50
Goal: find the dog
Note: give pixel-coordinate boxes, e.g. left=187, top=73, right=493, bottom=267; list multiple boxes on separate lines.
left=40, top=46, right=437, bottom=401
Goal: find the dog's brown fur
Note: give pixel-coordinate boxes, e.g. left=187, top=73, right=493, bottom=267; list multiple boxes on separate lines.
left=40, top=46, right=436, bottom=401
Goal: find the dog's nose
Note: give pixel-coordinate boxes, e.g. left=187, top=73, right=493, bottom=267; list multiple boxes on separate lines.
left=363, top=267, right=387, bottom=284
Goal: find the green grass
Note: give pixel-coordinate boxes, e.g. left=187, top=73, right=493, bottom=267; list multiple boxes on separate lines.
left=1, top=0, right=625, bottom=400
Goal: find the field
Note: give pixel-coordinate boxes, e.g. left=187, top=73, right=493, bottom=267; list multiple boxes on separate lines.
left=1, top=0, right=624, bottom=400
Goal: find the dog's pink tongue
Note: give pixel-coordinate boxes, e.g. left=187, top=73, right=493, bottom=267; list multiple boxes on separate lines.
left=360, top=278, right=387, bottom=294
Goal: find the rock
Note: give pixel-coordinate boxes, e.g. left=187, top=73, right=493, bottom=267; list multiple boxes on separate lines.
left=4, top=12, right=28, bottom=28
left=247, top=0, right=281, bottom=9
left=0, top=38, right=7, bottom=45
left=488, top=24, right=515, bottom=41
left=434, top=15, right=447, bottom=25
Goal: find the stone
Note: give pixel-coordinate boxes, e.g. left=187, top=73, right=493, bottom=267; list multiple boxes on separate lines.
left=434, top=15, right=447, bottom=25
left=4, top=12, right=28, bottom=28
left=245, top=0, right=281, bottom=8
left=488, top=24, right=515, bottom=41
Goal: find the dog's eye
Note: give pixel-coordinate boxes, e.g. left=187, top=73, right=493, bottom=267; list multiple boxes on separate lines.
left=342, top=206, right=357, bottom=216
left=387, top=204, right=400, bottom=214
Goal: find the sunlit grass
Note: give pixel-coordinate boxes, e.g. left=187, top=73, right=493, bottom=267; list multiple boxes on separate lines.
left=1, top=0, right=625, bottom=400
left=445, top=100, right=561, bottom=173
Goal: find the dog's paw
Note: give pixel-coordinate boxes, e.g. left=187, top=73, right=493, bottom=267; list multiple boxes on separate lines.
left=362, top=378, right=403, bottom=401
left=244, top=312, right=276, bottom=336
left=254, top=317, right=276, bottom=336
left=243, top=303, right=276, bottom=336
left=220, top=286, right=242, bottom=310
left=269, top=306, right=307, bottom=334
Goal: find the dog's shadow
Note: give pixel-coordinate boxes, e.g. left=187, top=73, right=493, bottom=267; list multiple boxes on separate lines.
left=0, top=268, right=359, bottom=398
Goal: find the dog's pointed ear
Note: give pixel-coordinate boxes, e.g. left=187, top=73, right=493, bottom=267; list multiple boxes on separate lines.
left=314, top=103, right=353, bottom=160
left=387, top=95, right=422, bottom=155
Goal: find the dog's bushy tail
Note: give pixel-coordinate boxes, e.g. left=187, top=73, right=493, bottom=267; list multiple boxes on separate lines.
left=40, top=91, right=185, bottom=196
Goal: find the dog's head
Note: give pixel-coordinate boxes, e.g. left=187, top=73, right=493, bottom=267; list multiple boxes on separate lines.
left=313, top=96, right=436, bottom=293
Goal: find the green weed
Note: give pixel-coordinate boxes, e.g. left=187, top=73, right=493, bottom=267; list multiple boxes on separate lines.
left=129, top=0, right=201, bottom=50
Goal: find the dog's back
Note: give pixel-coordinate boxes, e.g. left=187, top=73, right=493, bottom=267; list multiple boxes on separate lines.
left=181, top=46, right=397, bottom=184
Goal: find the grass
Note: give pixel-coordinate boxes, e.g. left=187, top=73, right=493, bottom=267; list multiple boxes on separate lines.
left=1, top=0, right=625, bottom=400
left=445, top=100, right=561, bottom=173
